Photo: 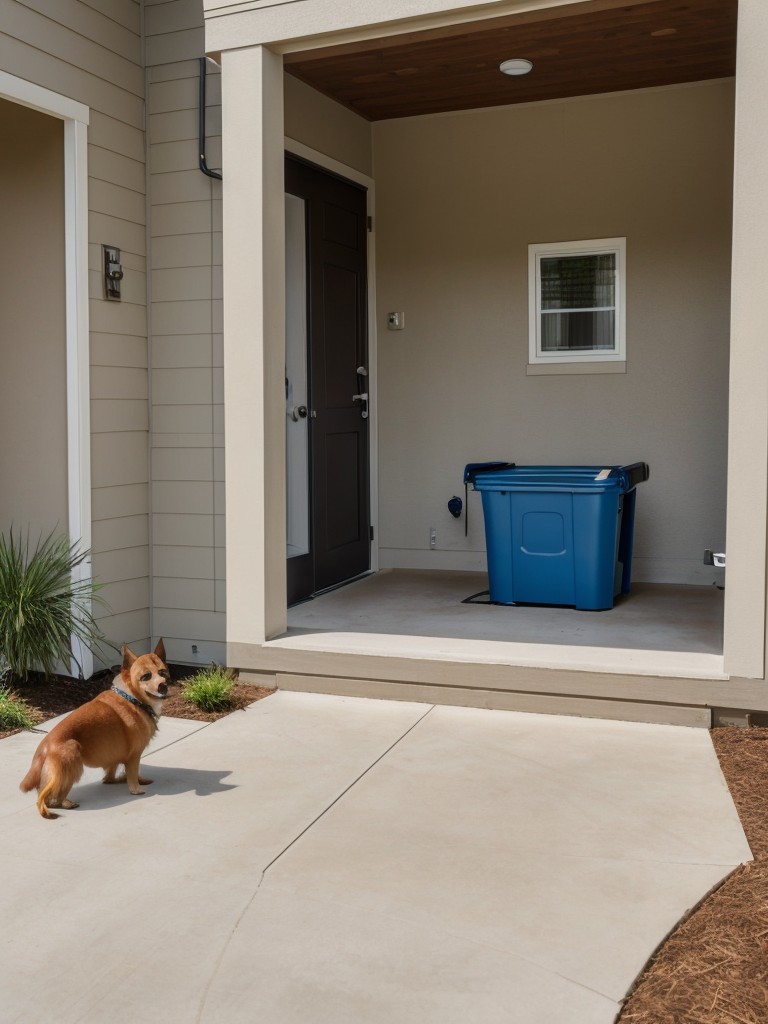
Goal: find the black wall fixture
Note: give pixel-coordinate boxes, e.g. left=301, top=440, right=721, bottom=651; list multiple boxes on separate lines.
left=199, top=57, right=222, bottom=180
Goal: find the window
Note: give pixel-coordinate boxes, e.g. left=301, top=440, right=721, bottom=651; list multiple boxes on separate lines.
left=529, top=237, right=626, bottom=365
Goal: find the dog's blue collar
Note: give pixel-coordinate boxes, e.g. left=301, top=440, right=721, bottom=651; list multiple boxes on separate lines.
left=112, top=685, right=158, bottom=722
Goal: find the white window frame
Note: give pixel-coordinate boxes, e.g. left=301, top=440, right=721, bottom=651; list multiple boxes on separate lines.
left=528, top=237, right=626, bottom=365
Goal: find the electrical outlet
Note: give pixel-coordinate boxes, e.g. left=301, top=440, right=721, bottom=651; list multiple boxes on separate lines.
left=429, top=527, right=437, bottom=548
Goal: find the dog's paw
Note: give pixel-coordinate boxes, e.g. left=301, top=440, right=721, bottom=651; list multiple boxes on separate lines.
left=138, top=776, right=153, bottom=786
left=62, top=799, right=79, bottom=810
left=128, top=786, right=146, bottom=795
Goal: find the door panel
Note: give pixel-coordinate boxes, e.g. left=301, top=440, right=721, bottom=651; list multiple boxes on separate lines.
left=322, top=201, right=359, bottom=249
left=285, top=155, right=370, bottom=603
left=325, top=431, right=362, bottom=548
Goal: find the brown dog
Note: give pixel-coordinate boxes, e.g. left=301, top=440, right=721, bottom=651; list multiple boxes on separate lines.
left=20, top=639, right=170, bottom=819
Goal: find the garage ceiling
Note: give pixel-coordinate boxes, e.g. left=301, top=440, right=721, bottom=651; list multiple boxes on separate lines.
left=284, top=0, right=738, bottom=121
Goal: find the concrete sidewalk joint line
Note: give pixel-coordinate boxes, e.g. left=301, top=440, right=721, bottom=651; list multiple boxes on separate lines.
left=262, top=703, right=436, bottom=879
left=194, top=702, right=436, bottom=1023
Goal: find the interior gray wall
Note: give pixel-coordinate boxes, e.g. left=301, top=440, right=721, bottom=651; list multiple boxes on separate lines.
left=373, top=80, right=735, bottom=584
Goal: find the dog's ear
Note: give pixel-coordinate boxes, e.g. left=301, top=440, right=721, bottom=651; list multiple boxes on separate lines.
left=153, top=637, right=167, bottom=664
left=122, top=644, right=137, bottom=671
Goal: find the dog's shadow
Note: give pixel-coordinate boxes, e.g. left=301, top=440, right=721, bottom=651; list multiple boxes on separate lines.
left=72, top=765, right=236, bottom=812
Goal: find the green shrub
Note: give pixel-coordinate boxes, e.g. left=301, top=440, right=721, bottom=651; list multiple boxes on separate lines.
left=0, top=529, right=107, bottom=681
left=0, top=686, right=39, bottom=731
left=181, top=665, right=236, bottom=712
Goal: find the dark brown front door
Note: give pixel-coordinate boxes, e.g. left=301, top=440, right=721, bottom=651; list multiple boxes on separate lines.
left=285, top=155, right=370, bottom=605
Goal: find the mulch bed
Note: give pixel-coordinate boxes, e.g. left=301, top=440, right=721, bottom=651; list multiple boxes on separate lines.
left=0, top=664, right=274, bottom=740
left=617, top=725, right=768, bottom=1023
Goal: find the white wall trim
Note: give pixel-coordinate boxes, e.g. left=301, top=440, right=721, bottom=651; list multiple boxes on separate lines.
left=0, top=70, right=89, bottom=124
left=64, top=117, right=93, bottom=678
left=283, top=137, right=380, bottom=570
left=0, top=72, right=92, bottom=676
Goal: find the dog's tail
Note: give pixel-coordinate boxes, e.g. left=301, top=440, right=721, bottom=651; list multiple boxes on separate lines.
left=36, top=776, right=61, bottom=820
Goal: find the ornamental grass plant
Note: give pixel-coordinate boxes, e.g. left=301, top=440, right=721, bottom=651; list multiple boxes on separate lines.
left=181, top=665, right=236, bottom=712
left=0, top=529, right=107, bottom=681
left=0, top=686, right=39, bottom=731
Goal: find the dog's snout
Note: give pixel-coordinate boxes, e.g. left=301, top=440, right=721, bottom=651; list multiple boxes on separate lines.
left=157, top=681, right=168, bottom=697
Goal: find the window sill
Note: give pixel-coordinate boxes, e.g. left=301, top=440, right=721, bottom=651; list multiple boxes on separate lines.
left=526, top=361, right=627, bottom=376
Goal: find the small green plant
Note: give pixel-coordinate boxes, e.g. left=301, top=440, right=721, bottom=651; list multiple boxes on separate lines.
left=0, top=529, right=107, bottom=681
left=0, top=686, right=39, bottom=732
left=181, top=664, right=236, bottom=712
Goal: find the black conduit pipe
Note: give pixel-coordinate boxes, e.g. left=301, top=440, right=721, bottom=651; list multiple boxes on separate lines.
left=199, top=57, right=223, bottom=180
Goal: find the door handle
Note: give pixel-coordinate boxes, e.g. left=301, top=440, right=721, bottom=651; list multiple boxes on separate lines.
left=352, top=393, right=369, bottom=419
left=289, top=405, right=309, bottom=421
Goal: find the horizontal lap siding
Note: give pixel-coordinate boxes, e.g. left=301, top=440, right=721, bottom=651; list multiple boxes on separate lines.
left=1, top=0, right=150, bottom=657
left=147, top=2, right=226, bottom=666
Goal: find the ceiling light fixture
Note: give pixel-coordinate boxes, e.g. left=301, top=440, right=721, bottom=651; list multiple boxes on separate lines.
left=500, top=58, right=533, bottom=76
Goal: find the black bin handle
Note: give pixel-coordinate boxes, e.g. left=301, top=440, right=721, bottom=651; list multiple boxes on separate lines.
left=620, top=462, right=650, bottom=489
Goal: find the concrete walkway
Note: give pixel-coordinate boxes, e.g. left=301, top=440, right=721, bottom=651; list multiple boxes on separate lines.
left=0, top=692, right=751, bottom=1024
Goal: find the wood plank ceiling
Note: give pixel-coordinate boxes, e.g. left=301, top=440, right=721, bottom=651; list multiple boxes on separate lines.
left=284, top=0, right=738, bottom=121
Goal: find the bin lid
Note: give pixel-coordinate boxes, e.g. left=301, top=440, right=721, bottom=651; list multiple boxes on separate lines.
left=463, top=461, right=516, bottom=485
left=465, top=463, right=649, bottom=493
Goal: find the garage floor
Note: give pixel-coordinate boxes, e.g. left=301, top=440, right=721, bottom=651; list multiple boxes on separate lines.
left=288, top=570, right=724, bottom=655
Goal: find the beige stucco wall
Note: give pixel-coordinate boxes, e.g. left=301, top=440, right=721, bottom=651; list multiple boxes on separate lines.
left=373, top=79, right=735, bottom=583
left=0, top=99, right=68, bottom=536
left=1, top=1, right=149, bottom=656
left=285, top=74, right=372, bottom=177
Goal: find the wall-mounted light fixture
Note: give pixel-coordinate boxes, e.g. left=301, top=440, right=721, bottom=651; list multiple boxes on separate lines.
left=500, top=58, right=533, bottom=76
left=102, top=245, right=123, bottom=301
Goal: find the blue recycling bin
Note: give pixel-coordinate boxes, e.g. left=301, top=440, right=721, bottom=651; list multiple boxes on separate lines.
left=464, top=463, right=649, bottom=610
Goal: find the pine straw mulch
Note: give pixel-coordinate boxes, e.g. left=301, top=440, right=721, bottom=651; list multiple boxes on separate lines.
left=617, top=725, right=768, bottom=1024
left=0, top=664, right=275, bottom=741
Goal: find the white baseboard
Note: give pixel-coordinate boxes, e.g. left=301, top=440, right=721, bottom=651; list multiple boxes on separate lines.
left=379, top=548, right=488, bottom=572
left=631, top=557, right=724, bottom=587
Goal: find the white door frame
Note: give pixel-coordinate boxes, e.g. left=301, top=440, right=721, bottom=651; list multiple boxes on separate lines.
left=0, top=71, right=92, bottom=676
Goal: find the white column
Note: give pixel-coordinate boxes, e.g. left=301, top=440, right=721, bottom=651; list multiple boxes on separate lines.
left=724, top=0, right=768, bottom=679
left=221, top=45, right=287, bottom=652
